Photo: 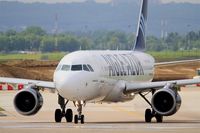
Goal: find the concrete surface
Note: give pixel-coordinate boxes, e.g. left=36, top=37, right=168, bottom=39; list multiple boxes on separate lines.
left=1, top=86, right=200, bottom=133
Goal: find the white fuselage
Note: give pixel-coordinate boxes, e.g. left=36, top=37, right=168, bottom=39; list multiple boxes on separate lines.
left=53, top=50, right=155, bottom=103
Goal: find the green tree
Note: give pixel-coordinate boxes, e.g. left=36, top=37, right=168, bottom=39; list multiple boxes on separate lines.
left=165, top=32, right=181, bottom=51
left=79, top=37, right=93, bottom=50
left=24, top=34, right=41, bottom=51
left=23, top=26, right=46, bottom=36
left=40, top=37, right=55, bottom=52
left=147, top=36, right=164, bottom=51
left=57, top=36, right=80, bottom=52
left=5, top=29, right=17, bottom=36
left=66, top=37, right=81, bottom=52
left=0, top=35, right=9, bottom=51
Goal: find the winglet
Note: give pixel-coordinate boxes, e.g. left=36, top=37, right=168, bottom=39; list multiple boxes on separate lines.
left=133, top=0, right=148, bottom=51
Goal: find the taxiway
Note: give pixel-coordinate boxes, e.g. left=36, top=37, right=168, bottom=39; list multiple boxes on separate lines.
left=1, top=86, right=200, bottom=133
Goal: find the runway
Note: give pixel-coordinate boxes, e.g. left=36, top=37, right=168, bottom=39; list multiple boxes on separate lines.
left=1, top=121, right=200, bottom=133
left=1, top=86, right=200, bottom=133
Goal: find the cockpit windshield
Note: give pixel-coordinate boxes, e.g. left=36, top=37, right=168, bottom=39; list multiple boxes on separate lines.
left=83, top=65, right=90, bottom=71
left=57, top=64, right=94, bottom=72
left=71, top=65, right=82, bottom=71
left=87, top=64, right=94, bottom=72
left=61, top=65, right=71, bottom=71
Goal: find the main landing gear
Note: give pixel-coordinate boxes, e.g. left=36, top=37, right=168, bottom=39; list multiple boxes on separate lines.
left=55, top=95, right=73, bottom=123
left=139, top=92, right=163, bottom=123
left=74, top=101, right=85, bottom=124
left=145, top=108, right=163, bottom=123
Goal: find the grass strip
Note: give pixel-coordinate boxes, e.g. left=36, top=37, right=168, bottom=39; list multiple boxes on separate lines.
left=0, top=107, right=4, bottom=111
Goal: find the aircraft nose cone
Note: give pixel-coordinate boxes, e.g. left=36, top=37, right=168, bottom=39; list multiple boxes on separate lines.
left=54, top=72, right=83, bottom=101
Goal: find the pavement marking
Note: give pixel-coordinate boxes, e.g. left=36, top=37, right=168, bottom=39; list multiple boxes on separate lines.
left=1, top=122, right=200, bottom=130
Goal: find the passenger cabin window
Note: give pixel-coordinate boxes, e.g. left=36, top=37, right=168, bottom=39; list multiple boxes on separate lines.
left=83, top=65, right=90, bottom=72
left=61, top=65, right=71, bottom=71
left=71, top=65, right=82, bottom=71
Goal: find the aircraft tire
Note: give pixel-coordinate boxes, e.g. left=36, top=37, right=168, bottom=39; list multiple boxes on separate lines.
left=55, top=109, right=62, bottom=122
left=155, top=114, right=163, bottom=123
left=74, top=115, right=78, bottom=124
left=65, top=109, right=73, bottom=122
left=145, top=108, right=152, bottom=123
left=81, top=115, right=84, bottom=124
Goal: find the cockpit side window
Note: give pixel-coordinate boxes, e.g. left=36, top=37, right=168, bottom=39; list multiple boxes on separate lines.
left=87, top=64, right=94, bottom=72
left=83, top=65, right=90, bottom=72
left=56, top=65, right=62, bottom=71
left=61, top=65, right=71, bottom=71
left=71, top=65, right=82, bottom=71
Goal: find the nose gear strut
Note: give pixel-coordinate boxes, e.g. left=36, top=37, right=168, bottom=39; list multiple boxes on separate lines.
left=74, top=101, right=85, bottom=124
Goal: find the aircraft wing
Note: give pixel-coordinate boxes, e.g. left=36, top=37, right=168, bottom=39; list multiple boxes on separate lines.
left=125, top=78, right=200, bottom=94
left=155, top=59, right=200, bottom=66
left=0, top=77, right=55, bottom=90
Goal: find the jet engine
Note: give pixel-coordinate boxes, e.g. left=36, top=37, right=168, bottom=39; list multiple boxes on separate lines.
left=151, top=83, right=181, bottom=116
left=14, top=87, right=43, bottom=116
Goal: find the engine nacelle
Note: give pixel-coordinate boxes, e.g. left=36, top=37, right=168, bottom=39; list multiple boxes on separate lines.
left=14, top=88, right=43, bottom=116
left=151, top=84, right=181, bottom=116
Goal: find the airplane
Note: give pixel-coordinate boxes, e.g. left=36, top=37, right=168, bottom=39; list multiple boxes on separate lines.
left=0, top=0, right=200, bottom=124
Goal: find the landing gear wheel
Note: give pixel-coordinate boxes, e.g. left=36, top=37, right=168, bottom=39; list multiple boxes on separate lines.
left=145, top=109, right=152, bottom=123
left=81, top=115, right=84, bottom=124
left=139, top=92, right=164, bottom=123
left=74, top=115, right=78, bottom=124
left=74, top=101, right=85, bottom=124
left=65, top=109, right=73, bottom=122
left=155, top=114, right=163, bottom=123
left=55, top=109, right=62, bottom=122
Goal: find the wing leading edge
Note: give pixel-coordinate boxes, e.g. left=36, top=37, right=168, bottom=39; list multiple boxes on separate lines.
left=0, top=77, right=55, bottom=90
left=125, top=78, right=200, bottom=94
left=155, top=59, right=200, bottom=66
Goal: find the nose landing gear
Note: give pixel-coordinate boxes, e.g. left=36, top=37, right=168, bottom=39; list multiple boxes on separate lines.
left=74, top=101, right=85, bottom=124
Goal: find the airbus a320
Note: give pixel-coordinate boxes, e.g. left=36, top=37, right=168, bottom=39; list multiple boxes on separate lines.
left=0, top=0, right=200, bottom=124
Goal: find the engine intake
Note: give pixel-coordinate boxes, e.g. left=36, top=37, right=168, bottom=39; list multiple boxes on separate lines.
left=14, top=88, right=43, bottom=116
left=151, top=84, right=181, bottom=116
